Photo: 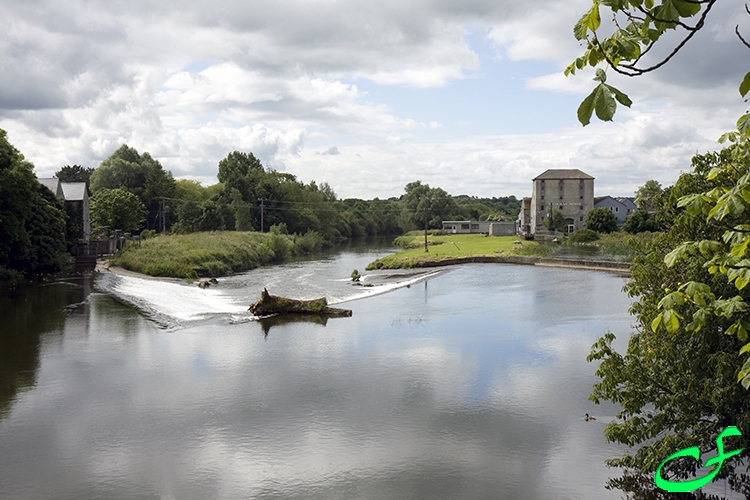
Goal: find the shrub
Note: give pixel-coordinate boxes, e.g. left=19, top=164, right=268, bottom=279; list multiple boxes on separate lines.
left=568, top=228, right=600, bottom=243
left=296, top=230, right=324, bottom=253
left=269, top=223, right=288, bottom=235
left=585, top=208, right=618, bottom=234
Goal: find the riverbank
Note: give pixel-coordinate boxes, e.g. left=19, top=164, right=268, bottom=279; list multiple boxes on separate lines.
left=366, top=233, right=632, bottom=275
left=107, top=230, right=326, bottom=280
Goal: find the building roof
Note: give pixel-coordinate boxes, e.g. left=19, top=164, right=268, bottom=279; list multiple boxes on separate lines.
left=533, top=169, right=594, bottom=181
left=38, top=177, right=63, bottom=197
left=594, top=195, right=612, bottom=204
left=61, top=182, right=87, bottom=201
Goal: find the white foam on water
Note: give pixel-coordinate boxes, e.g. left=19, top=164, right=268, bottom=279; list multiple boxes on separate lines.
left=111, top=275, right=248, bottom=322
left=331, top=269, right=446, bottom=304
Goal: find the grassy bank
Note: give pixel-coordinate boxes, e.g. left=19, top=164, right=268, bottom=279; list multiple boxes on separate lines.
left=366, top=231, right=654, bottom=270
left=366, top=233, right=546, bottom=269
left=109, top=230, right=325, bottom=279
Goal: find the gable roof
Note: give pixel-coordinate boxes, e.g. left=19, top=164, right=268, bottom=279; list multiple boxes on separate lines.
left=533, top=169, right=594, bottom=181
left=61, top=182, right=87, bottom=201
left=38, top=177, right=63, bottom=198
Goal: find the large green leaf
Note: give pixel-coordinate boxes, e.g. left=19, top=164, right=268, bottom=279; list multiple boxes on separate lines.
left=574, top=4, right=601, bottom=40
left=577, top=91, right=597, bottom=126
left=740, top=71, right=750, bottom=98
left=593, top=85, right=617, bottom=121
left=737, top=114, right=750, bottom=138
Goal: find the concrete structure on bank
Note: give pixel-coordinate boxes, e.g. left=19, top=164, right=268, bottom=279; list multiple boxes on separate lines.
left=529, top=169, right=594, bottom=234
left=442, top=220, right=516, bottom=236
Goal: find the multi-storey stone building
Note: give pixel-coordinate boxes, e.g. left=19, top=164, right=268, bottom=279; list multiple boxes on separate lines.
left=529, top=169, right=594, bottom=234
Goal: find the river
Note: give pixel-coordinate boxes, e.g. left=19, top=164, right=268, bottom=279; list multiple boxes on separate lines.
left=1, top=240, right=640, bottom=499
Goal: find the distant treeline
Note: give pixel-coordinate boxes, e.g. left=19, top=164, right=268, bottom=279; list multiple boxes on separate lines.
left=0, top=128, right=520, bottom=281
left=84, top=146, right=521, bottom=242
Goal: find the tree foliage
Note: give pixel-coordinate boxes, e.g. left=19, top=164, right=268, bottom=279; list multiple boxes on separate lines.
left=90, top=187, right=148, bottom=233
left=543, top=209, right=566, bottom=232
left=623, top=208, right=660, bottom=233
left=0, top=129, right=68, bottom=280
left=55, top=164, right=95, bottom=191
left=90, top=145, right=176, bottom=231
left=585, top=207, right=618, bottom=233
left=589, top=148, right=750, bottom=496
left=649, top=142, right=750, bottom=389
left=635, top=179, right=663, bottom=210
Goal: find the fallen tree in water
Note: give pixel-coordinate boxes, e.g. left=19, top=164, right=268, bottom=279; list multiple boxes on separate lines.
left=249, top=288, right=352, bottom=317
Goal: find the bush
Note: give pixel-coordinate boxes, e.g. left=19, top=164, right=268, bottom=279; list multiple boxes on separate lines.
left=262, top=233, right=292, bottom=261
left=585, top=208, right=618, bottom=234
left=295, top=230, right=324, bottom=253
left=568, top=228, right=600, bottom=243
left=270, top=223, right=289, bottom=235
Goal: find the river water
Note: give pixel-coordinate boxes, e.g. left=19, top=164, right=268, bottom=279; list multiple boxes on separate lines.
left=1, top=240, right=639, bottom=499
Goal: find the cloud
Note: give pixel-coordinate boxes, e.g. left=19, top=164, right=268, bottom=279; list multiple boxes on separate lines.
left=0, top=0, right=742, bottom=199
left=317, top=146, right=340, bottom=156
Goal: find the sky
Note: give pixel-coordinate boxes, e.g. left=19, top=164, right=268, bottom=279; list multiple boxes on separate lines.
left=2, top=0, right=749, bottom=200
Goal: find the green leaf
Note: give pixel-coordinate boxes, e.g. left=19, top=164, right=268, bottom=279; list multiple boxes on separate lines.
left=741, top=71, right=750, bottom=98
left=740, top=341, right=750, bottom=355
left=593, top=84, right=616, bottom=121
left=651, top=312, right=663, bottom=332
left=664, top=242, right=692, bottom=267
left=738, top=114, right=750, bottom=138
left=663, top=309, right=681, bottom=333
left=578, top=91, right=597, bottom=126
left=574, top=4, right=601, bottom=40
left=697, top=240, right=720, bottom=255
left=607, top=84, right=632, bottom=108
left=594, top=68, right=607, bottom=83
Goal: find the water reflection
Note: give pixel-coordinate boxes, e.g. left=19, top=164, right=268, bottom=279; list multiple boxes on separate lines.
left=1, top=258, right=641, bottom=499
left=0, top=277, right=92, bottom=418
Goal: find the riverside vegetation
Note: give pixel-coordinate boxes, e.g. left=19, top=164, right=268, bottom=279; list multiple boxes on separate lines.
left=108, top=225, right=324, bottom=280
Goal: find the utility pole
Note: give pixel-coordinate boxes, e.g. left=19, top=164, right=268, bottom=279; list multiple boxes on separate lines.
left=258, top=198, right=265, bottom=233
left=423, top=198, right=429, bottom=253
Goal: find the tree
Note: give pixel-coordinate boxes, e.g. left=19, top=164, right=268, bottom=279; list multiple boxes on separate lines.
left=588, top=151, right=750, bottom=496
left=634, top=179, right=663, bottom=211
left=90, top=187, right=147, bottom=233
left=55, top=164, right=95, bottom=191
left=543, top=209, right=566, bottom=232
left=399, top=181, right=458, bottom=231
left=0, top=129, right=68, bottom=280
left=622, top=208, right=660, bottom=234
left=585, top=207, right=618, bottom=233
left=90, top=145, right=176, bottom=231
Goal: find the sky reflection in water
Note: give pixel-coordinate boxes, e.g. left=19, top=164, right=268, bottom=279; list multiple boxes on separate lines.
left=0, top=256, right=636, bottom=499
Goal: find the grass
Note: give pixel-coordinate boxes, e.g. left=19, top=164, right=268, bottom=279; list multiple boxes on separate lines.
left=108, top=231, right=323, bottom=280
left=367, top=233, right=546, bottom=269
left=367, top=230, right=655, bottom=269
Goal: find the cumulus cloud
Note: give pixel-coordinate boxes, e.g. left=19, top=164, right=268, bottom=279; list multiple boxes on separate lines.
left=0, top=0, right=743, bottom=198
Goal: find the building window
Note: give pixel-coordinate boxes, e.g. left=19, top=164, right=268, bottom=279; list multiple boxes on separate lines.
left=579, top=206, right=583, bottom=210
left=580, top=216, right=583, bottom=221
left=541, top=195, right=544, bottom=200
left=461, top=224, right=470, bottom=230
left=471, top=224, right=479, bottom=229
left=540, top=204, right=545, bottom=211
left=615, top=207, right=619, bottom=213
left=559, top=206, right=563, bottom=210
left=580, top=195, right=583, bottom=200
left=559, top=195, right=563, bottom=200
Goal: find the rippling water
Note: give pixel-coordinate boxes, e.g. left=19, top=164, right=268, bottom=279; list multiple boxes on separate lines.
left=1, top=243, right=642, bottom=499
